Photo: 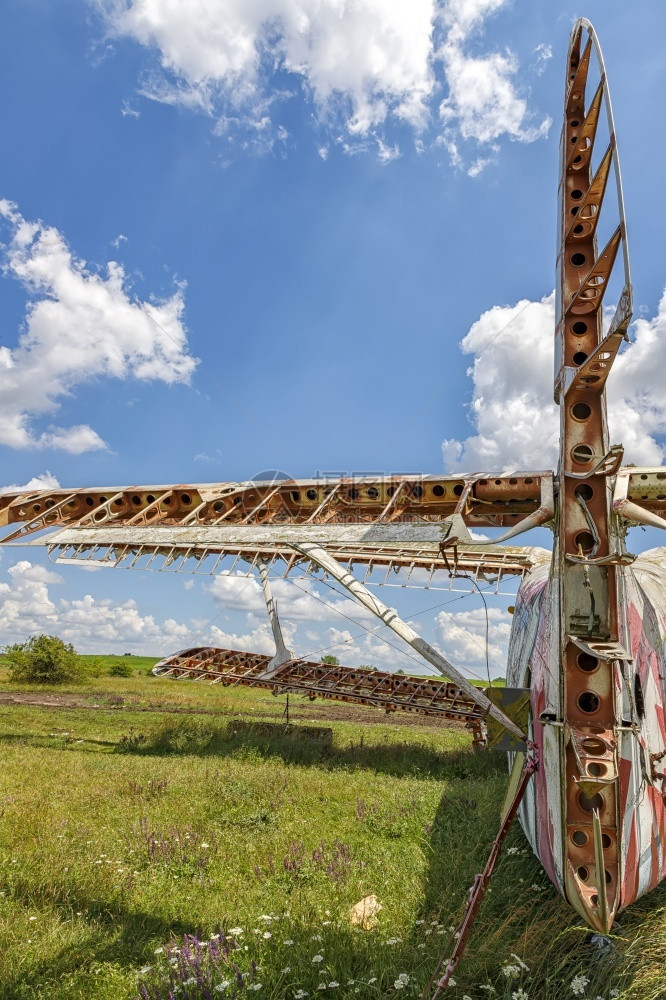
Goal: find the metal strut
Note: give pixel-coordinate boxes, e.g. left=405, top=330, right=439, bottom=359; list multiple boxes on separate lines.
left=257, top=559, right=293, bottom=675
left=421, top=749, right=539, bottom=1000
left=290, top=542, right=527, bottom=742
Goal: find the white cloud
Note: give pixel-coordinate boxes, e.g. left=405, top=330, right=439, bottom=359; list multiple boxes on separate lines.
left=207, top=571, right=375, bottom=625
left=0, top=200, right=196, bottom=452
left=437, top=0, right=550, bottom=150
left=443, top=290, right=666, bottom=473
left=0, top=559, right=191, bottom=653
left=436, top=605, right=510, bottom=676
left=0, top=472, right=60, bottom=495
left=97, top=0, right=548, bottom=163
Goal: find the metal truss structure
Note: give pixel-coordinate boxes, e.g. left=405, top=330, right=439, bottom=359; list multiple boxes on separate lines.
left=152, top=646, right=487, bottom=747
left=2, top=17, right=666, bottom=962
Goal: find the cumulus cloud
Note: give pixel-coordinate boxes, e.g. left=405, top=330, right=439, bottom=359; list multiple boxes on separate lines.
left=97, top=0, right=549, bottom=163
left=207, top=571, right=376, bottom=625
left=0, top=200, right=196, bottom=452
left=436, top=0, right=550, bottom=169
left=443, top=290, right=666, bottom=473
left=0, top=559, right=192, bottom=652
left=0, top=472, right=60, bottom=495
left=436, top=605, right=510, bottom=676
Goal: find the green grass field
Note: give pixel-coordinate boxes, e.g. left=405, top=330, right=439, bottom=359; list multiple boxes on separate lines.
left=0, top=657, right=664, bottom=1000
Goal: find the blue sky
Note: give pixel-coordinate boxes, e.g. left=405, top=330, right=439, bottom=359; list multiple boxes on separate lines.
left=1, top=0, right=665, bottom=675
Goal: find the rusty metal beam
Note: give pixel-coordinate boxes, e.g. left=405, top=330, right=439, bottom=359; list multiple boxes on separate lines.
left=152, top=645, right=487, bottom=744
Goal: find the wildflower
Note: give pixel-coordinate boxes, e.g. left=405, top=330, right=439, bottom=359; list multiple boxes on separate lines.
left=511, top=954, right=530, bottom=972
left=29, top=917, right=37, bottom=922
left=479, top=988, right=496, bottom=994
left=259, top=914, right=273, bottom=921
left=571, top=975, right=589, bottom=996
left=294, top=992, right=309, bottom=999
left=184, top=978, right=197, bottom=985
left=530, top=883, right=543, bottom=892
left=282, top=967, right=291, bottom=974
left=154, top=947, right=164, bottom=955
left=387, top=937, right=402, bottom=945
left=312, top=934, right=323, bottom=941
left=512, top=991, right=529, bottom=1000
left=328, top=982, right=339, bottom=988
left=463, top=995, right=474, bottom=1000
left=229, top=927, right=243, bottom=936
left=263, top=931, right=272, bottom=939
left=201, top=843, right=210, bottom=849
left=139, top=966, right=152, bottom=974
left=502, top=964, right=521, bottom=979
left=368, top=978, right=377, bottom=984
left=312, top=954, right=324, bottom=963
left=284, top=939, right=294, bottom=946
left=447, top=979, right=456, bottom=988
left=507, top=847, right=519, bottom=855
left=609, top=993, right=620, bottom=999
left=215, top=984, right=231, bottom=993
left=395, top=973, right=410, bottom=990
left=249, top=986, right=262, bottom=992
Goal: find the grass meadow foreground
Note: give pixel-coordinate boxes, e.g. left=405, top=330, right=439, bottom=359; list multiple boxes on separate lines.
left=0, top=655, right=665, bottom=999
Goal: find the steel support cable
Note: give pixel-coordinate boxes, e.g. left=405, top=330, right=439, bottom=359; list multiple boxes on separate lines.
left=276, top=567, right=497, bottom=688
left=290, top=574, right=509, bottom=667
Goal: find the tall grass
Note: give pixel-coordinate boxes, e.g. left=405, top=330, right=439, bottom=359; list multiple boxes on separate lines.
left=0, top=666, right=663, bottom=999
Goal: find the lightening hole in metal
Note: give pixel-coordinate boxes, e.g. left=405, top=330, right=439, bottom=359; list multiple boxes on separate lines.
left=571, top=252, right=586, bottom=267
left=572, top=830, right=588, bottom=847
left=572, top=402, right=592, bottom=421
left=579, top=791, right=604, bottom=813
left=573, top=351, right=588, bottom=365
left=601, top=834, right=612, bottom=849
left=577, top=653, right=598, bottom=672
left=85, top=497, right=94, bottom=507
left=573, top=156, right=583, bottom=165
left=348, top=488, right=359, bottom=500
left=412, top=485, right=424, bottom=499
left=571, top=206, right=579, bottom=215
left=181, top=494, right=192, bottom=505
left=432, top=484, right=445, bottom=497
left=574, top=530, right=595, bottom=553
left=573, top=223, right=584, bottom=233
left=575, top=484, right=594, bottom=503
left=591, top=893, right=599, bottom=906
left=572, top=444, right=593, bottom=465
left=578, top=691, right=601, bottom=714
left=367, top=487, right=379, bottom=500
left=453, top=484, right=463, bottom=496
left=577, top=865, right=589, bottom=881
left=571, top=189, right=583, bottom=200
left=306, top=489, right=317, bottom=500
left=131, top=495, right=141, bottom=506
left=587, top=762, right=606, bottom=777
left=581, top=738, right=606, bottom=757
left=570, top=119, right=580, bottom=127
